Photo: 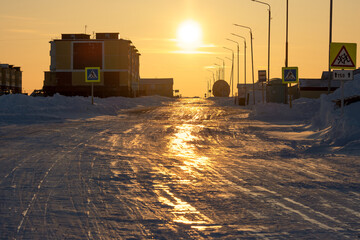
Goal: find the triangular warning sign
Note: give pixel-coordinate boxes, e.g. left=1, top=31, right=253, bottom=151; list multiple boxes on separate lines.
left=285, top=70, right=296, bottom=80
left=331, top=46, right=355, bottom=68
left=88, top=70, right=98, bottom=79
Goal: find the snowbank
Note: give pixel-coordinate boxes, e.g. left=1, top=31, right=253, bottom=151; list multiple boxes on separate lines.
left=210, top=74, right=360, bottom=151
left=0, top=94, right=173, bottom=125
left=210, top=94, right=320, bottom=123
left=310, top=74, right=360, bottom=149
left=251, top=74, right=360, bottom=151
left=250, top=98, right=320, bottom=122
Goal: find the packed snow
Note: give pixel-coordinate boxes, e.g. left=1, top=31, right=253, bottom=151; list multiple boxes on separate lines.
left=1, top=73, right=360, bottom=152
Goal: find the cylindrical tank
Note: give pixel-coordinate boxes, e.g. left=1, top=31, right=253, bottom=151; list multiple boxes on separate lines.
left=212, top=80, right=230, bottom=97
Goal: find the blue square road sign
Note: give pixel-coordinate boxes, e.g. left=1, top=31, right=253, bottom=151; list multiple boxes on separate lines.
left=282, top=67, right=298, bottom=84
left=85, top=67, right=101, bottom=82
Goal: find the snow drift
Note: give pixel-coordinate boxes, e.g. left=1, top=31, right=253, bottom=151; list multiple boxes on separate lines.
left=248, top=73, right=360, bottom=151
left=210, top=73, right=360, bottom=152
left=310, top=74, right=360, bottom=150
left=0, top=94, right=173, bottom=125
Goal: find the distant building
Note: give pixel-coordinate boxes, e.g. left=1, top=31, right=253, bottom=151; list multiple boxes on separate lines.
left=139, top=78, right=173, bottom=97
left=299, top=71, right=344, bottom=99
left=43, top=33, right=140, bottom=97
left=0, top=64, right=22, bottom=94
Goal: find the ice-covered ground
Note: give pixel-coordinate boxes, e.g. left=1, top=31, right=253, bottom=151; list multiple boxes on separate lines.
left=0, top=94, right=174, bottom=125
left=0, top=89, right=359, bottom=239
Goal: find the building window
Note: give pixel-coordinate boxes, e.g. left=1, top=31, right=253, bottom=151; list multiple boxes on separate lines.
left=56, top=72, right=72, bottom=86
left=104, top=72, right=119, bottom=87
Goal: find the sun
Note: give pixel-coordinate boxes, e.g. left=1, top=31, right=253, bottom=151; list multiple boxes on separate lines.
left=176, top=20, right=203, bottom=52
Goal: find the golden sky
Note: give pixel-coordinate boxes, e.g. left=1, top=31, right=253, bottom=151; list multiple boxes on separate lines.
left=1, top=0, right=359, bottom=96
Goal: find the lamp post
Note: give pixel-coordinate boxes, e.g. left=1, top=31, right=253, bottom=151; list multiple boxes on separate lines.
left=328, top=0, right=333, bottom=94
left=285, top=0, right=292, bottom=108
left=224, top=47, right=235, bottom=97
left=234, top=24, right=255, bottom=105
left=214, top=63, right=221, bottom=81
left=216, top=57, right=225, bottom=80
left=285, top=0, right=289, bottom=68
left=207, top=69, right=215, bottom=96
left=251, top=0, right=271, bottom=84
left=231, top=33, right=247, bottom=104
left=226, top=39, right=240, bottom=92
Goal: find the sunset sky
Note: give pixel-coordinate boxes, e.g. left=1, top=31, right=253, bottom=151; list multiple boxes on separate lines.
left=1, top=0, right=359, bottom=96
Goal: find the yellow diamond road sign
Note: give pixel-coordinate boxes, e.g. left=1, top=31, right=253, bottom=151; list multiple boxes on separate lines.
left=330, top=42, right=357, bottom=70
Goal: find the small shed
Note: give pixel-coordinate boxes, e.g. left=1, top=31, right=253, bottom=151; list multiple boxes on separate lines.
left=266, top=78, right=288, bottom=104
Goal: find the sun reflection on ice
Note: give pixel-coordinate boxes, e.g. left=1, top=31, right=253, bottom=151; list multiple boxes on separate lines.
left=168, top=124, right=210, bottom=173
left=154, top=184, right=215, bottom=228
left=154, top=123, right=221, bottom=229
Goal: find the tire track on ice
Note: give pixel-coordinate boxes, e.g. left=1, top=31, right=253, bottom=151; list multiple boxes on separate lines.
left=15, top=128, right=110, bottom=238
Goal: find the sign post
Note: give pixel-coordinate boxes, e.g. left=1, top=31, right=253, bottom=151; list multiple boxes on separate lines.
left=282, top=67, right=299, bottom=108
left=85, top=67, right=101, bottom=105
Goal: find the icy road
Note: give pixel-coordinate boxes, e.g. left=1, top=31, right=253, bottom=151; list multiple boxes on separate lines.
left=0, top=98, right=359, bottom=239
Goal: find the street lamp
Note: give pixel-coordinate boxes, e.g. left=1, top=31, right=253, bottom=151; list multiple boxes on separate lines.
left=234, top=24, right=256, bottom=105
left=328, top=0, right=333, bottom=93
left=216, top=57, right=225, bottom=80
left=224, top=47, right=235, bottom=96
left=285, top=0, right=289, bottom=68
left=231, top=33, right=247, bottom=103
left=251, top=0, right=271, bottom=84
left=226, top=38, right=240, bottom=91
left=214, top=63, right=221, bottom=80
left=207, top=69, right=215, bottom=96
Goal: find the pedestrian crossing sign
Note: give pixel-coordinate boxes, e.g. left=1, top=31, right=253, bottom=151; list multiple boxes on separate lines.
left=282, top=67, right=298, bottom=84
left=85, top=67, right=101, bottom=82
left=330, top=42, right=357, bottom=70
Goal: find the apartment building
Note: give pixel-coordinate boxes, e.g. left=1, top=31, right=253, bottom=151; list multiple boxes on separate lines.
left=0, top=64, right=22, bottom=94
left=44, top=32, right=140, bottom=97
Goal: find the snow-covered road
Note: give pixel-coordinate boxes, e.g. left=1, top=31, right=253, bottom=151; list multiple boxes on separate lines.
left=0, top=98, right=359, bottom=239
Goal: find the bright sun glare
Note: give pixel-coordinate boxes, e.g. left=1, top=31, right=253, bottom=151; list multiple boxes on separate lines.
left=176, top=20, right=203, bottom=52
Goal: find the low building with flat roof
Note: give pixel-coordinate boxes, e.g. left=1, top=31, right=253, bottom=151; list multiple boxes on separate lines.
left=139, top=78, right=173, bottom=97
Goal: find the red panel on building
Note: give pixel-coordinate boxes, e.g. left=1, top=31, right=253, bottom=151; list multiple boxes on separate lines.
left=73, top=43, right=102, bottom=70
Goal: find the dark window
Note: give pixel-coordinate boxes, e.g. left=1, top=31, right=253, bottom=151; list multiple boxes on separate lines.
left=73, top=43, right=102, bottom=70
left=104, top=72, right=119, bottom=87
left=56, top=72, right=72, bottom=86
